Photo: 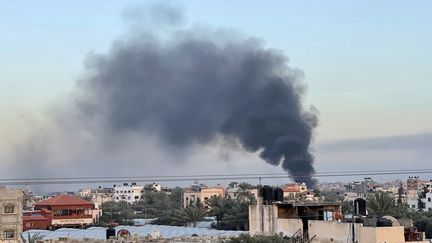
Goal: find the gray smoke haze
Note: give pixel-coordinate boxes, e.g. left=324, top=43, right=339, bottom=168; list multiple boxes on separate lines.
left=4, top=4, right=318, bottom=188
left=75, top=6, right=318, bottom=186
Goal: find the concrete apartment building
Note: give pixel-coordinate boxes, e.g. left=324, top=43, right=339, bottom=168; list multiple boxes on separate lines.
left=113, top=183, right=144, bottom=204
left=0, top=187, right=23, bottom=243
left=282, top=183, right=307, bottom=199
left=183, top=186, right=225, bottom=208
left=249, top=186, right=428, bottom=243
left=78, top=187, right=113, bottom=209
left=249, top=200, right=429, bottom=242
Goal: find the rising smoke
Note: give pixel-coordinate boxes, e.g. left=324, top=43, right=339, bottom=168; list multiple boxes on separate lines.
left=6, top=4, right=318, bottom=187
left=74, top=5, right=319, bottom=186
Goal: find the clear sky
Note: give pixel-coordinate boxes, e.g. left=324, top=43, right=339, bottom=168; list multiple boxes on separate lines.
left=1, top=1, right=432, bottom=187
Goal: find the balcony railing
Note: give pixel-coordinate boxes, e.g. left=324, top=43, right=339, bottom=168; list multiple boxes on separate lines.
left=52, top=215, right=92, bottom=219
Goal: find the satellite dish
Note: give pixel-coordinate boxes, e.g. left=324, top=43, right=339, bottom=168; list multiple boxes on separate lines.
left=382, top=216, right=400, bottom=226
left=117, top=229, right=131, bottom=237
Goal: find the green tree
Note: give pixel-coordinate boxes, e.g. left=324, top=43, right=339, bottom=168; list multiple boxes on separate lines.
left=143, top=184, right=157, bottom=192
left=229, top=181, right=239, bottom=188
left=134, top=190, right=180, bottom=218
left=367, top=192, right=397, bottom=218
left=236, top=183, right=255, bottom=202
left=168, top=187, right=183, bottom=208
left=320, top=191, right=344, bottom=203
left=99, top=201, right=134, bottom=225
left=206, top=196, right=232, bottom=228
left=407, top=211, right=432, bottom=238
left=133, top=191, right=171, bottom=218
left=21, top=233, right=44, bottom=243
left=341, top=200, right=353, bottom=215
left=173, top=206, right=206, bottom=227
left=223, top=200, right=251, bottom=230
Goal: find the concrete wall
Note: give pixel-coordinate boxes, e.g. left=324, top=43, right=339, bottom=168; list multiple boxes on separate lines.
left=309, top=220, right=362, bottom=243
left=249, top=204, right=302, bottom=237
left=277, top=218, right=303, bottom=237
left=358, top=226, right=406, bottom=243
left=0, top=188, right=23, bottom=243
left=249, top=204, right=277, bottom=235
left=310, top=222, right=429, bottom=243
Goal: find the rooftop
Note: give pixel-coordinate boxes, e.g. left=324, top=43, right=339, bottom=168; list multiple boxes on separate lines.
left=35, top=195, right=93, bottom=207
left=274, top=201, right=341, bottom=207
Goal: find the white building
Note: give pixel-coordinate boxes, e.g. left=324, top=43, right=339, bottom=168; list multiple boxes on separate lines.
left=421, top=192, right=432, bottom=210
left=113, top=183, right=144, bottom=204
left=407, top=198, right=419, bottom=210
left=91, top=192, right=113, bottom=209
left=78, top=189, right=92, bottom=198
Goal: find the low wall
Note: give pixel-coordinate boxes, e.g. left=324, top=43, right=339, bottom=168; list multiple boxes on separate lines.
left=308, top=220, right=362, bottom=243
left=358, top=226, right=405, bottom=243
left=249, top=204, right=277, bottom=235
left=277, top=218, right=303, bottom=237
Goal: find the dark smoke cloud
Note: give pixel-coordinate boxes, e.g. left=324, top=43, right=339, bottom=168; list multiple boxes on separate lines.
left=76, top=7, right=318, bottom=186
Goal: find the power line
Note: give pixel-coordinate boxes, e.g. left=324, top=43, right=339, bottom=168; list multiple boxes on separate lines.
left=0, top=168, right=430, bottom=181
left=1, top=168, right=431, bottom=186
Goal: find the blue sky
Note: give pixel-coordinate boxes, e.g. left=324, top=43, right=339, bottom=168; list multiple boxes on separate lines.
left=1, top=1, right=431, bottom=186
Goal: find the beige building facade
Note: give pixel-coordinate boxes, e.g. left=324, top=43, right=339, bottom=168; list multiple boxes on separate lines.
left=183, top=187, right=225, bottom=208
left=0, top=188, right=23, bottom=243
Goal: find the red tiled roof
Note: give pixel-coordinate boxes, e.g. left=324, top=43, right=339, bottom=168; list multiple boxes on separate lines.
left=35, top=195, right=93, bottom=206
left=283, top=187, right=300, bottom=193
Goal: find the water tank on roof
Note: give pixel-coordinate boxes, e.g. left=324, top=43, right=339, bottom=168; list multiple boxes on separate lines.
left=354, top=198, right=367, bottom=216
left=273, top=188, right=283, bottom=202
left=262, top=185, right=274, bottom=202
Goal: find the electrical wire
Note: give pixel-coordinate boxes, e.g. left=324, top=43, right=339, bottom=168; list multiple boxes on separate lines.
left=0, top=168, right=431, bottom=186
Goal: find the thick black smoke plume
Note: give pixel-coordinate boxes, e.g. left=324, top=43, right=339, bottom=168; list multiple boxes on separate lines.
left=76, top=9, right=318, bottom=186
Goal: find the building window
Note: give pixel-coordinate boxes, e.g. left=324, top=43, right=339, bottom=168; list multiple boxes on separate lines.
left=134, top=196, right=139, bottom=200
left=26, top=223, right=34, bottom=227
left=4, top=204, right=15, bottom=214
left=3, top=230, right=15, bottom=239
left=429, top=198, right=431, bottom=202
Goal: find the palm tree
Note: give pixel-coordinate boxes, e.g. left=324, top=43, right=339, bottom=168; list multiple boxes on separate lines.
left=367, top=192, right=397, bottom=217
left=228, top=181, right=239, bottom=188
left=143, top=184, right=157, bottom=192
left=173, top=206, right=205, bottom=227
left=21, top=233, right=43, bottom=243
left=223, top=200, right=250, bottom=230
left=206, top=196, right=232, bottom=228
left=236, top=182, right=254, bottom=202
